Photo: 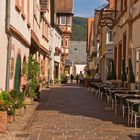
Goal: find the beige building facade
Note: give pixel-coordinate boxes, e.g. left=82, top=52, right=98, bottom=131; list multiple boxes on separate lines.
left=0, top=0, right=73, bottom=90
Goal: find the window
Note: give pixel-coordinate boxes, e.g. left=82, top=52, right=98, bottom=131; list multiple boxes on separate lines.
left=21, top=0, right=26, bottom=19
left=121, top=0, right=123, bottom=13
left=61, top=38, right=64, bottom=46
left=65, top=37, right=69, bottom=47
left=15, top=0, right=21, bottom=12
left=106, top=27, right=113, bottom=44
left=42, top=19, right=49, bottom=40
left=135, top=50, right=140, bottom=81
left=40, top=0, right=49, bottom=12
left=60, top=16, right=66, bottom=25
left=67, top=17, right=71, bottom=26
left=121, top=0, right=127, bottom=13
left=27, top=0, right=31, bottom=27
left=124, top=0, right=127, bottom=10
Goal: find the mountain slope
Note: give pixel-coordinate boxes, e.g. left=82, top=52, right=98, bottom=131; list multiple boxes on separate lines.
left=71, top=16, right=88, bottom=41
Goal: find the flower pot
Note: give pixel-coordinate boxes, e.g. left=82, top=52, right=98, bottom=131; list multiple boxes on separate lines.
left=7, top=115, right=15, bottom=123
left=15, top=107, right=25, bottom=116
left=0, top=111, right=7, bottom=133
left=25, top=97, right=34, bottom=105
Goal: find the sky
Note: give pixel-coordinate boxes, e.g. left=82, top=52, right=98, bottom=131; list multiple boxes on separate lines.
left=74, top=0, right=107, bottom=18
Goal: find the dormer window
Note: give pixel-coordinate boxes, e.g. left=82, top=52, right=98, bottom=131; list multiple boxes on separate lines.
left=60, top=16, right=66, bottom=25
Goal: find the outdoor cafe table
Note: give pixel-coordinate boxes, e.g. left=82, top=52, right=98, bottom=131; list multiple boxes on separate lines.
left=114, top=91, right=140, bottom=116
left=126, top=98, right=140, bottom=127
left=103, top=87, right=128, bottom=105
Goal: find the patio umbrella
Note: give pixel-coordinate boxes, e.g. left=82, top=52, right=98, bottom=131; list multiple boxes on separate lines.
left=121, top=58, right=127, bottom=81
left=107, top=62, right=111, bottom=80
left=128, top=57, right=135, bottom=83
left=111, top=59, right=116, bottom=80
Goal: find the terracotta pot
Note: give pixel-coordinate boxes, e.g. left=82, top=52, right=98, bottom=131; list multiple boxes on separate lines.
left=7, top=115, right=15, bottom=123
left=0, top=111, right=7, bottom=133
left=25, top=97, right=34, bottom=105
left=15, top=107, right=25, bottom=116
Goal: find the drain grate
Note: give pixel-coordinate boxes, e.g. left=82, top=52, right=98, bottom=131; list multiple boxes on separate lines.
left=16, top=133, right=30, bottom=138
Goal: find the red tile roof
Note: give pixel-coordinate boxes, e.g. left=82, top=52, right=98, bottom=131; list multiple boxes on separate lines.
left=56, top=0, right=73, bottom=14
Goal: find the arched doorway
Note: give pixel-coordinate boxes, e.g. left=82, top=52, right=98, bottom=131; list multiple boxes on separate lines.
left=14, top=53, right=21, bottom=90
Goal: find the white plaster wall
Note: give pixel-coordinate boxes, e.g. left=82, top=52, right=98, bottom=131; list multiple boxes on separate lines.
left=10, top=0, right=31, bottom=43
left=9, top=37, right=29, bottom=90
left=50, top=28, right=62, bottom=81
left=0, top=1, right=8, bottom=90
left=133, top=19, right=140, bottom=49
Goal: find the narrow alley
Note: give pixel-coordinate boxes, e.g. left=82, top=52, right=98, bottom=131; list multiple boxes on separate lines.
left=1, top=84, right=140, bottom=140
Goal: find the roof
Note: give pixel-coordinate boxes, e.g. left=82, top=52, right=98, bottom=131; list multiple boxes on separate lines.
left=67, top=41, right=87, bottom=64
left=56, top=0, right=73, bottom=14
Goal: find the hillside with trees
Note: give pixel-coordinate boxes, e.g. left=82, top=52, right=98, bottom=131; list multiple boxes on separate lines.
left=71, top=16, right=88, bottom=41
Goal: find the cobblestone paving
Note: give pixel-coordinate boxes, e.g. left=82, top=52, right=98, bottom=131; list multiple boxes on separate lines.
left=1, top=84, right=140, bottom=140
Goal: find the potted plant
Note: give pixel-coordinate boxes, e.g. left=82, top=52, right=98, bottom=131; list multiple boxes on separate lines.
left=25, top=55, right=40, bottom=104
left=0, top=91, right=9, bottom=133
left=121, top=58, right=127, bottom=87
left=107, top=63, right=111, bottom=81
left=61, top=75, right=67, bottom=84
left=9, top=90, right=25, bottom=116
left=110, top=59, right=116, bottom=80
left=127, top=57, right=135, bottom=90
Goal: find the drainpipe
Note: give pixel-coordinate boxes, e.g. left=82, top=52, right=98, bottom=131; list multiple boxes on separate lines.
left=5, top=0, right=12, bottom=91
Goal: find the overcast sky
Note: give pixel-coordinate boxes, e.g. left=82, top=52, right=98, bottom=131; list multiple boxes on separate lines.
left=74, top=0, right=107, bottom=17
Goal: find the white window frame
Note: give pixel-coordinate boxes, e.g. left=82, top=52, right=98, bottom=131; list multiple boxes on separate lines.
left=60, top=16, right=66, bottom=25
left=67, top=17, right=71, bottom=26
left=106, top=27, right=113, bottom=44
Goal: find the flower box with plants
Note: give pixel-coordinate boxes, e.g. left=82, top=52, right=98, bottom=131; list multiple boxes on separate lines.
left=0, top=91, right=16, bottom=125
left=9, top=90, right=25, bottom=116
left=0, top=91, right=9, bottom=133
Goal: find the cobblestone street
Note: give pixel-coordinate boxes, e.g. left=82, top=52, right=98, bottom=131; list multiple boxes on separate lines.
left=1, top=83, right=140, bottom=140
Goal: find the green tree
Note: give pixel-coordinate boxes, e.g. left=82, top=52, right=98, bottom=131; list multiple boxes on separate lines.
left=71, top=16, right=88, bottom=41
left=26, top=55, right=40, bottom=97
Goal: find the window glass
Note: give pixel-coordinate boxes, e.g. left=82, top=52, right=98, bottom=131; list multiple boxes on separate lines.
left=60, top=16, right=66, bottom=25
left=67, top=17, right=71, bottom=25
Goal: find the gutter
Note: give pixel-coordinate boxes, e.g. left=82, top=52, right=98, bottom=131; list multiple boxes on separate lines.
left=5, top=0, right=12, bottom=91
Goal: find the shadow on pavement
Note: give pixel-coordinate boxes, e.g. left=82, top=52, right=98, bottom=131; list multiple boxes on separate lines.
left=36, top=83, right=131, bottom=127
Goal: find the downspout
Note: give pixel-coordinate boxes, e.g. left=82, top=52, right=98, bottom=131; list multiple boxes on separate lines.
left=5, top=0, right=12, bottom=91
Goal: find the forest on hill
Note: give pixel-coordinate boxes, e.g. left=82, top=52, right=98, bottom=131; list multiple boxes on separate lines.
left=70, top=16, right=88, bottom=41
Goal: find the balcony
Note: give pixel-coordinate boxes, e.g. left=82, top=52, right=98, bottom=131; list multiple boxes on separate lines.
left=61, top=48, right=69, bottom=55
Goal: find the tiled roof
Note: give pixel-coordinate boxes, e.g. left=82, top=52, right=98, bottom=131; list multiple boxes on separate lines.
left=56, top=0, right=73, bottom=14
left=67, top=41, right=87, bottom=64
